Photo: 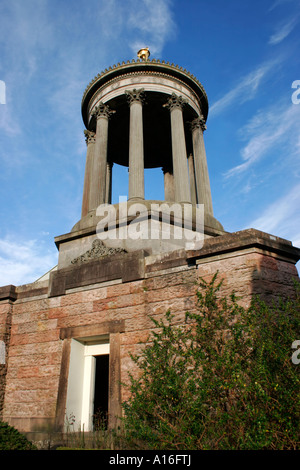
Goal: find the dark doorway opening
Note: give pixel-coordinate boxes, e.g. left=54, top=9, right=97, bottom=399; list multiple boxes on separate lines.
left=93, top=354, right=109, bottom=430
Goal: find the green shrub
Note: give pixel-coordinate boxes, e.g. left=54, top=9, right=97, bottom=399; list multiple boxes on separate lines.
left=0, top=421, right=37, bottom=450
left=122, top=274, right=300, bottom=450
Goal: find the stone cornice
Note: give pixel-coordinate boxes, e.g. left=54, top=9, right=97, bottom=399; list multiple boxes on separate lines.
left=0, top=285, right=17, bottom=302
left=187, top=229, right=300, bottom=264
left=82, top=59, right=209, bottom=127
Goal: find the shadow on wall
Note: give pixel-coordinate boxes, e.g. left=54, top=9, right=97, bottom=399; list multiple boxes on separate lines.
left=251, top=254, right=300, bottom=304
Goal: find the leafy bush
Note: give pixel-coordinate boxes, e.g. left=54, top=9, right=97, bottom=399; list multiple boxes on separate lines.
left=0, top=421, right=36, bottom=450
left=122, top=274, right=300, bottom=450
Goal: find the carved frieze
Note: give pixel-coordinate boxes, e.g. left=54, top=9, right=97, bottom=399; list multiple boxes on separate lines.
left=71, top=239, right=126, bottom=265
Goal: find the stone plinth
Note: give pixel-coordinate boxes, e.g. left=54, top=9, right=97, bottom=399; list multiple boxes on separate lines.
left=54, top=200, right=224, bottom=269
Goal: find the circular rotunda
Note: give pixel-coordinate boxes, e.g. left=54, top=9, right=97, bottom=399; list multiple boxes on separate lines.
left=67, top=49, right=224, bottom=262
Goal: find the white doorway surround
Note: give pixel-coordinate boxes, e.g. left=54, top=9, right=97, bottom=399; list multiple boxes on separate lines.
left=65, top=338, right=110, bottom=432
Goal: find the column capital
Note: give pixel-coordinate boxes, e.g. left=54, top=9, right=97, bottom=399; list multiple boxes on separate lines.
left=125, top=88, right=145, bottom=104
left=92, top=102, right=115, bottom=119
left=191, top=115, right=207, bottom=132
left=164, top=93, right=187, bottom=111
left=84, top=129, right=96, bottom=145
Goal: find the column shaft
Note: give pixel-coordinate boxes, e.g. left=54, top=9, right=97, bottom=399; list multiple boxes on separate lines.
left=188, top=153, right=197, bottom=205
left=166, top=94, right=191, bottom=204
left=81, top=130, right=96, bottom=217
left=126, top=89, right=145, bottom=200
left=191, top=117, right=213, bottom=215
left=90, top=103, right=114, bottom=210
left=163, top=167, right=175, bottom=201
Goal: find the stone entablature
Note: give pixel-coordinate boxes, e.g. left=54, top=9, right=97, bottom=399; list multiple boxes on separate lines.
left=81, top=59, right=209, bottom=127
left=87, top=70, right=203, bottom=123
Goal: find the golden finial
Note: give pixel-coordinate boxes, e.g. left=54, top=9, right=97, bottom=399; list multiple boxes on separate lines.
left=137, top=47, right=150, bottom=61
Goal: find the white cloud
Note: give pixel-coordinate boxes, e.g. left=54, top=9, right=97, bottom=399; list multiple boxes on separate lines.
left=94, top=0, right=176, bottom=57
left=0, top=237, right=57, bottom=286
left=0, top=104, right=22, bottom=136
left=269, top=17, right=298, bottom=45
left=0, top=0, right=55, bottom=144
left=210, top=59, right=279, bottom=117
left=0, top=0, right=54, bottom=80
left=224, top=101, right=300, bottom=178
left=247, top=183, right=300, bottom=247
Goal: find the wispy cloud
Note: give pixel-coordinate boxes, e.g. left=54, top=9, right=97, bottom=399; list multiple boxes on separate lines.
left=97, top=0, right=125, bottom=39
left=210, top=59, right=279, bottom=117
left=0, top=0, right=56, bottom=152
left=247, top=183, right=300, bottom=247
left=127, top=0, right=176, bottom=55
left=269, top=0, right=298, bottom=12
left=0, top=236, right=57, bottom=286
left=269, top=17, right=298, bottom=45
left=95, top=0, right=176, bottom=56
left=0, top=0, right=54, bottom=81
left=224, top=101, right=300, bottom=178
left=0, top=104, right=22, bottom=136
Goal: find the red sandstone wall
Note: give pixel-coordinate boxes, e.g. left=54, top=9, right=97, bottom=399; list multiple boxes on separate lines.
left=1, top=248, right=299, bottom=433
left=0, top=301, right=12, bottom=415
left=197, top=252, right=299, bottom=306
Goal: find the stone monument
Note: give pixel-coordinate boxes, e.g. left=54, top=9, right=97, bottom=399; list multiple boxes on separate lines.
left=0, top=50, right=299, bottom=445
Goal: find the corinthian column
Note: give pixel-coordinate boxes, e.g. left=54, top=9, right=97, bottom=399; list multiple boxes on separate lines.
left=90, top=103, right=115, bottom=210
left=125, top=89, right=145, bottom=200
left=191, top=116, right=213, bottom=216
left=164, top=94, right=191, bottom=204
left=81, top=130, right=96, bottom=217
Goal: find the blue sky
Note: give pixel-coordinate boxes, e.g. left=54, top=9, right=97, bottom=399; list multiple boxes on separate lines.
left=0, top=0, right=299, bottom=286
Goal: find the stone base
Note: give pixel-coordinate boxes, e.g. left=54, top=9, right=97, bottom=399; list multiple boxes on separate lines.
left=1, top=228, right=299, bottom=435
left=72, top=200, right=224, bottom=235
left=55, top=200, right=225, bottom=269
